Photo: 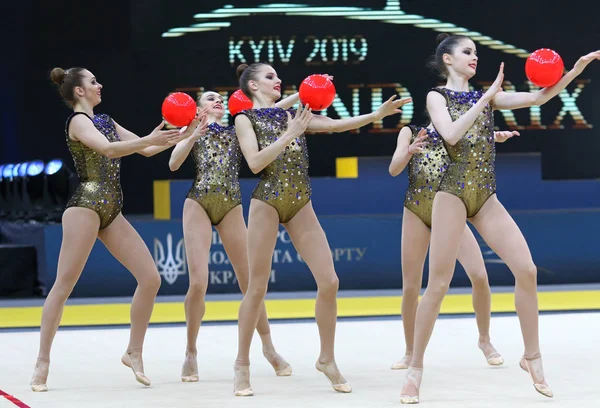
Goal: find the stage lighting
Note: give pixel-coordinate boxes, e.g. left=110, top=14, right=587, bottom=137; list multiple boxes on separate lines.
left=0, top=159, right=76, bottom=223
left=22, top=160, right=46, bottom=221
left=44, top=159, right=63, bottom=176
left=1, top=164, right=15, bottom=219
left=2, top=164, right=14, bottom=179
left=0, top=165, right=5, bottom=218
left=27, top=161, right=45, bottom=177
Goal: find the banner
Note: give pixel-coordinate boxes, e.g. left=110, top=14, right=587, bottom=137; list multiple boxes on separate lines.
left=41, top=209, right=600, bottom=297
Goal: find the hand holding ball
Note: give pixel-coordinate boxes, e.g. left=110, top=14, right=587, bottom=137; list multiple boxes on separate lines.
left=161, top=92, right=196, bottom=127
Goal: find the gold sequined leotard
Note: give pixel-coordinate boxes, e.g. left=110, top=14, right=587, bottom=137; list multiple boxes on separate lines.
left=186, top=122, right=242, bottom=225
left=430, top=88, right=496, bottom=217
left=238, top=107, right=311, bottom=223
left=65, top=112, right=122, bottom=229
left=404, top=125, right=450, bottom=228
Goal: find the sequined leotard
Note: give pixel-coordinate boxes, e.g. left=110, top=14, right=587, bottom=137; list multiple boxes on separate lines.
left=238, top=107, right=311, bottom=223
left=186, top=122, right=243, bottom=225
left=404, top=125, right=450, bottom=228
left=430, top=88, right=496, bottom=217
left=65, top=112, right=122, bottom=229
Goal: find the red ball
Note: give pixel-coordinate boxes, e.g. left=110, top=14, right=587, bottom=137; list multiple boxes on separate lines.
left=299, top=74, right=335, bottom=110
left=161, top=92, right=196, bottom=127
left=228, top=89, right=253, bottom=116
left=525, top=49, right=564, bottom=88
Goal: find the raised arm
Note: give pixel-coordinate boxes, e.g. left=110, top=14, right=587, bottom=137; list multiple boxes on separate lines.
left=235, top=105, right=313, bottom=174
left=169, top=115, right=210, bottom=171
left=307, top=95, right=411, bottom=133
left=275, top=92, right=299, bottom=109
left=492, top=50, right=600, bottom=110
left=389, top=127, right=427, bottom=177
left=168, top=135, right=196, bottom=172
left=70, top=116, right=181, bottom=159
left=428, top=63, right=504, bottom=146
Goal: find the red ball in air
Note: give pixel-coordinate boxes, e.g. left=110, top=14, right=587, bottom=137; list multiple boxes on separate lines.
left=228, top=89, right=253, bottom=116
left=299, top=74, right=336, bottom=110
left=525, top=48, right=564, bottom=88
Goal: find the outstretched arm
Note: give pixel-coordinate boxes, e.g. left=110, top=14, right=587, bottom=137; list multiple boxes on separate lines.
left=114, top=115, right=202, bottom=157
left=492, top=50, right=600, bottom=110
left=307, top=95, right=411, bottom=133
left=71, top=116, right=181, bottom=159
left=493, top=130, right=520, bottom=143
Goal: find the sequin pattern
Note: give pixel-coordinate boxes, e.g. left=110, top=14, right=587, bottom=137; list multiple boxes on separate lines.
left=240, top=107, right=311, bottom=223
left=404, top=125, right=450, bottom=228
left=65, top=112, right=122, bottom=229
left=186, top=122, right=242, bottom=225
left=433, top=88, right=496, bottom=217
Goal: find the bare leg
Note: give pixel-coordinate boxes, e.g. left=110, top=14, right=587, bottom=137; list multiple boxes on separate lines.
left=31, top=208, right=100, bottom=391
left=216, top=205, right=291, bottom=376
left=98, top=214, right=162, bottom=387
left=283, top=202, right=350, bottom=393
left=470, top=196, right=552, bottom=397
left=234, top=199, right=280, bottom=396
left=456, top=225, right=502, bottom=365
left=401, top=192, right=466, bottom=404
left=179, top=199, right=212, bottom=382
left=392, top=208, right=430, bottom=370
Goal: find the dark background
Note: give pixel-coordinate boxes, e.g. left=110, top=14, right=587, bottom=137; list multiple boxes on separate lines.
left=3, top=0, right=599, bottom=214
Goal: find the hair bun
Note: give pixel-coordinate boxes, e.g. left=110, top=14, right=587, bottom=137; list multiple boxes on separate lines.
left=436, top=33, right=450, bottom=45
left=50, top=67, right=66, bottom=85
left=236, top=64, right=249, bottom=80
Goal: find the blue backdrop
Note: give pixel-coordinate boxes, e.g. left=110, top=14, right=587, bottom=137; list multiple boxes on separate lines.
left=6, top=153, right=600, bottom=297
left=40, top=209, right=600, bottom=297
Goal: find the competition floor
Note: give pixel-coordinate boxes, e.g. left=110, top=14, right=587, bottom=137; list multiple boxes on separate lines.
left=1, top=285, right=599, bottom=407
